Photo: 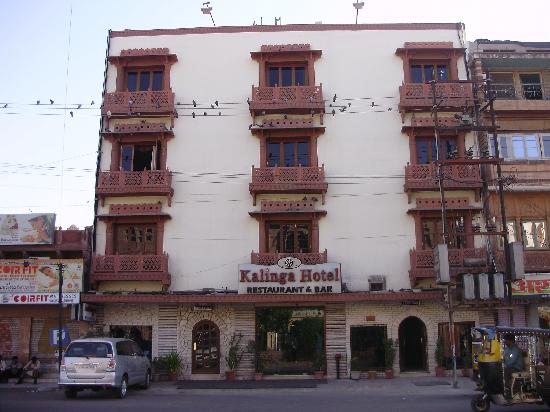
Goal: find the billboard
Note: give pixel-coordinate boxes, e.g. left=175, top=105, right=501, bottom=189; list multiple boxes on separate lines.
left=0, top=214, right=56, bottom=245
left=0, top=259, right=83, bottom=294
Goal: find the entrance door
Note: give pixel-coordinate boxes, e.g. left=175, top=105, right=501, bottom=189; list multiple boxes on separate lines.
left=399, top=316, right=427, bottom=372
left=192, top=321, right=220, bottom=374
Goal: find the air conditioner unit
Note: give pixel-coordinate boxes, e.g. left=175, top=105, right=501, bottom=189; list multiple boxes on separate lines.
left=368, top=275, right=386, bottom=292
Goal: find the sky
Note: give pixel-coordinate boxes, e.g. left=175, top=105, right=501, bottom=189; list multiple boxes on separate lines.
left=0, top=0, right=548, bottom=229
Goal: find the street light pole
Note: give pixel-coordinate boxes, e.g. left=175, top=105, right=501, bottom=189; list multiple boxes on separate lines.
left=57, top=262, right=64, bottom=372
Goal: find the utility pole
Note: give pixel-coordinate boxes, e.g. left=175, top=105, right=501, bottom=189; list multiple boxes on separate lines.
left=430, top=80, right=458, bottom=389
left=57, top=262, right=64, bottom=372
left=484, top=76, right=512, bottom=308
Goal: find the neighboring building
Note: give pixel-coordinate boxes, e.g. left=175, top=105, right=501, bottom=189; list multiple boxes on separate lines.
left=470, top=40, right=550, bottom=328
left=0, top=214, right=92, bottom=371
left=84, top=23, right=483, bottom=379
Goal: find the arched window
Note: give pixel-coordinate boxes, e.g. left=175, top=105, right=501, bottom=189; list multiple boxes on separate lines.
left=192, top=320, right=220, bottom=374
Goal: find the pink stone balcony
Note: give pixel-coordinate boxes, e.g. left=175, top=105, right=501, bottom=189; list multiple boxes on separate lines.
left=91, top=254, right=170, bottom=286
left=96, top=170, right=173, bottom=205
left=404, top=163, right=482, bottom=192
left=101, top=90, right=175, bottom=117
left=251, top=250, right=328, bottom=266
left=399, top=82, right=473, bottom=110
left=495, top=250, right=550, bottom=273
left=250, top=85, right=324, bottom=114
left=249, top=166, right=328, bottom=204
left=409, top=248, right=487, bottom=285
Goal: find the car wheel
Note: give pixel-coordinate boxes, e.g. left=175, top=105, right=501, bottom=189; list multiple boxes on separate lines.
left=471, top=394, right=490, bottom=412
left=140, top=370, right=151, bottom=389
left=116, top=376, right=128, bottom=399
left=64, top=388, right=77, bottom=399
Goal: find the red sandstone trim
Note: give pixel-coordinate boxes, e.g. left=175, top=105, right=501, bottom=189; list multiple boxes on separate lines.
left=110, top=23, right=463, bottom=38
left=81, top=290, right=444, bottom=303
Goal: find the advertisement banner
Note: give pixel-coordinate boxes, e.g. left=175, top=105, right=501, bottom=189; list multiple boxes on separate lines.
left=0, top=293, right=80, bottom=304
left=0, top=213, right=56, bottom=245
left=238, top=262, right=342, bottom=294
left=512, top=273, right=550, bottom=298
left=0, top=259, right=83, bottom=293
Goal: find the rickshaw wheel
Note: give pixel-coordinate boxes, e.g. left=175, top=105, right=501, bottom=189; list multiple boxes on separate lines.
left=471, top=395, right=490, bottom=412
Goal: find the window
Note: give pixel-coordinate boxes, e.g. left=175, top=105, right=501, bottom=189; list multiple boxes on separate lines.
left=520, top=73, right=543, bottom=100
left=410, top=64, right=448, bottom=83
left=498, top=221, right=517, bottom=249
left=115, top=224, right=156, bottom=255
left=65, top=342, right=113, bottom=358
left=522, top=220, right=548, bottom=249
left=490, top=134, right=550, bottom=159
left=415, top=136, right=457, bottom=164
left=267, top=140, right=310, bottom=167
left=421, top=217, right=465, bottom=250
left=120, top=143, right=161, bottom=171
left=267, top=64, right=307, bottom=86
left=491, top=73, right=515, bottom=99
left=126, top=69, right=163, bottom=92
left=267, top=222, right=311, bottom=254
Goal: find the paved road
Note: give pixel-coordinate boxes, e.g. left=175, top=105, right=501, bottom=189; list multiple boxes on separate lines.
left=0, top=378, right=547, bottom=412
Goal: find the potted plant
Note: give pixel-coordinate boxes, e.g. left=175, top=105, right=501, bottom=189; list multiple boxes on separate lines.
left=350, top=357, right=361, bottom=380
left=152, top=356, right=168, bottom=382
left=462, top=346, right=472, bottom=377
left=248, top=339, right=263, bottom=381
left=383, top=338, right=396, bottom=379
left=225, top=333, right=244, bottom=381
left=367, top=370, right=377, bottom=379
left=165, top=350, right=183, bottom=381
left=313, top=351, right=326, bottom=379
left=435, top=337, right=446, bottom=377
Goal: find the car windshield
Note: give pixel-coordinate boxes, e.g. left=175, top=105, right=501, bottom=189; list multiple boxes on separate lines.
left=65, top=342, right=113, bottom=358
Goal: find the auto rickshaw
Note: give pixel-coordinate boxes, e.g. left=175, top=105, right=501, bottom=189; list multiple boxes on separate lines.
left=471, top=326, right=550, bottom=412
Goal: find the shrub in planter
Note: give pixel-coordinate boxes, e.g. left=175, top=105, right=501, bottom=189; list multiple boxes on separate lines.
left=165, top=350, right=183, bottom=381
left=225, top=333, right=244, bottom=380
left=313, top=351, right=326, bottom=379
left=383, top=338, right=396, bottom=379
left=435, top=337, right=446, bottom=377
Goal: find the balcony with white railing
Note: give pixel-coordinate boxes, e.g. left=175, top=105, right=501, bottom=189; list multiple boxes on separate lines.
left=492, top=83, right=550, bottom=112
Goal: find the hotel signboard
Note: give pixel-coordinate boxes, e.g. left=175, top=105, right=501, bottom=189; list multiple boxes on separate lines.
left=238, top=261, right=342, bottom=295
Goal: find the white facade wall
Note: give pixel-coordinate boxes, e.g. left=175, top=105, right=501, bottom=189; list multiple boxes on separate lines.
left=99, top=27, right=468, bottom=293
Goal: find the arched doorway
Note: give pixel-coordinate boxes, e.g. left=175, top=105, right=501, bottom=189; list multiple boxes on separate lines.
left=192, top=320, right=220, bottom=374
left=398, top=316, right=427, bottom=372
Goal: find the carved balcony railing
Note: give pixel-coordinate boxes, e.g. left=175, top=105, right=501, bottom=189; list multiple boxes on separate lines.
left=250, top=85, right=324, bottom=114
left=91, top=254, right=170, bottom=286
left=404, top=164, right=482, bottom=192
left=251, top=250, right=328, bottom=266
left=101, top=90, right=175, bottom=117
left=399, top=82, right=473, bottom=110
left=96, top=170, right=173, bottom=204
left=494, top=250, right=550, bottom=273
left=409, top=248, right=487, bottom=284
left=250, top=166, right=328, bottom=204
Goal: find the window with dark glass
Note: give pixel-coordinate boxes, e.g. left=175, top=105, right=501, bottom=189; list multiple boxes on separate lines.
left=120, top=143, right=161, bottom=171
left=421, top=217, right=465, bottom=250
left=267, top=222, right=311, bottom=254
left=115, top=224, right=156, bottom=255
left=126, top=69, right=164, bottom=92
left=415, top=137, right=457, bottom=164
left=410, top=64, right=448, bottom=83
left=491, top=73, right=515, bottom=99
left=267, top=65, right=307, bottom=86
left=267, top=141, right=310, bottom=167
left=520, top=73, right=543, bottom=100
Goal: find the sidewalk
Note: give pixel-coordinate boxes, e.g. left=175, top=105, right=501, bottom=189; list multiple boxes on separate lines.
left=0, top=375, right=477, bottom=395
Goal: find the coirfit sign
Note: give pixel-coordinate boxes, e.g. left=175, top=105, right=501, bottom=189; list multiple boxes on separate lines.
left=1, top=293, right=80, bottom=304
left=238, top=262, right=342, bottom=294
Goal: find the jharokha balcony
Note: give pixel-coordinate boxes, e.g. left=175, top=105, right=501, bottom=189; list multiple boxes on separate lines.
left=251, top=250, right=328, bottom=266
left=409, top=248, right=487, bottom=285
left=404, top=163, right=482, bottom=196
left=494, top=250, right=550, bottom=273
left=249, top=85, right=324, bottom=115
left=101, top=90, right=175, bottom=117
left=91, top=254, right=170, bottom=287
left=249, top=166, right=328, bottom=205
left=96, top=170, right=173, bottom=205
left=399, top=82, right=473, bottom=111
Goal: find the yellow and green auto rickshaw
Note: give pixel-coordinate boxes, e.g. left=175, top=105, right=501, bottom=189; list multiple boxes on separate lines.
left=471, top=326, right=550, bottom=412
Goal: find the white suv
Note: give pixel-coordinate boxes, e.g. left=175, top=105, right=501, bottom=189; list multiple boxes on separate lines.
left=59, top=338, right=151, bottom=399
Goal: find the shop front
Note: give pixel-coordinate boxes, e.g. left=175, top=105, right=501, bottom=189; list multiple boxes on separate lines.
left=513, top=273, right=550, bottom=328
